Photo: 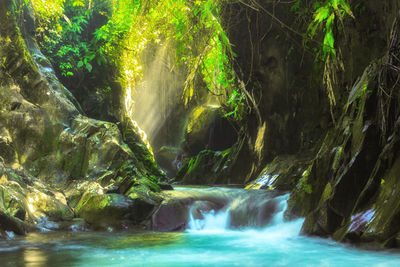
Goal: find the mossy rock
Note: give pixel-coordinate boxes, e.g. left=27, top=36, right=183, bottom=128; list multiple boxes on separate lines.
left=75, top=192, right=135, bottom=229
left=155, top=146, right=180, bottom=177
left=183, top=106, right=237, bottom=157
left=176, top=149, right=232, bottom=185
left=245, top=153, right=313, bottom=190
left=75, top=191, right=157, bottom=230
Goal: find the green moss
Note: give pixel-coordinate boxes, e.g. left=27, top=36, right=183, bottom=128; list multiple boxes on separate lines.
left=116, top=159, right=161, bottom=194
left=75, top=192, right=109, bottom=215
left=332, top=146, right=343, bottom=170
left=320, top=182, right=332, bottom=203
left=297, top=166, right=313, bottom=195
left=176, top=148, right=232, bottom=184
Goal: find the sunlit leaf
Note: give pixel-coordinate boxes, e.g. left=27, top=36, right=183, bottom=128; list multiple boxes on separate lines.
left=86, top=62, right=92, bottom=72
left=314, top=6, right=330, bottom=23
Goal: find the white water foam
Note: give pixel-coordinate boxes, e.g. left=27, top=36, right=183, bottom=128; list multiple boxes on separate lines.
left=187, top=193, right=304, bottom=237
left=188, top=208, right=230, bottom=232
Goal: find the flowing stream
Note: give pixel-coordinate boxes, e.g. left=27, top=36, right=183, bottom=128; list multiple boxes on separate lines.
left=1, top=187, right=400, bottom=266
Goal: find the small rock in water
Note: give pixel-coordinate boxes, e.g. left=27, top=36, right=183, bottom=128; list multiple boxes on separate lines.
left=5, top=231, right=15, bottom=239
left=68, top=218, right=87, bottom=232
left=36, top=217, right=59, bottom=231
left=190, top=200, right=222, bottom=220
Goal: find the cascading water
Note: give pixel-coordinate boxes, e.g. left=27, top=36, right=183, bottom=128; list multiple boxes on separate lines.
left=187, top=191, right=293, bottom=232
left=1, top=187, right=400, bottom=266
left=183, top=189, right=308, bottom=251
left=188, top=207, right=230, bottom=231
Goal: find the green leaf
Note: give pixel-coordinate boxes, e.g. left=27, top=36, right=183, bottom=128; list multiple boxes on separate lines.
left=324, top=30, right=335, bottom=49
left=331, top=0, right=339, bottom=10
left=85, top=62, right=92, bottom=72
left=77, top=61, right=84, bottom=68
left=291, top=0, right=301, bottom=12
left=308, top=22, right=319, bottom=37
left=323, top=29, right=336, bottom=57
left=314, top=6, right=330, bottom=23
left=72, top=0, right=85, bottom=8
left=326, top=13, right=335, bottom=30
left=337, top=0, right=355, bottom=18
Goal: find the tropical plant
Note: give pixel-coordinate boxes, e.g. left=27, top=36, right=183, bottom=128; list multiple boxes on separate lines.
left=307, top=0, right=355, bottom=121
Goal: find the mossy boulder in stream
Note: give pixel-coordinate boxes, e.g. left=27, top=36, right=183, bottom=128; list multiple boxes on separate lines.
left=0, top=162, right=74, bottom=232
left=74, top=192, right=152, bottom=230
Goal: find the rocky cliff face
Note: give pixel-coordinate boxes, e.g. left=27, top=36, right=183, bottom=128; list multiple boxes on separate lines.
left=0, top=0, right=167, bottom=235
left=287, top=59, right=400, bottom=247
left=234, top=0, right=400, bottom=248
left=284, top=1, right=400, bottom=248
left=175, top=0, right=329, bottom=186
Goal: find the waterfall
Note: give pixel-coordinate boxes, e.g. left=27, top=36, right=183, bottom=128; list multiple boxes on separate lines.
left=188, top=208, right=230, bottom=232
left=184, top=188, right=303, bottom=234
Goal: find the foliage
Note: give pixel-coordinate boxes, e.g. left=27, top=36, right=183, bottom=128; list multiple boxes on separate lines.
left=33, top=0, right=106, bottom=78
left=31, top=0, right=64, bottom=22
left=30, top=0, right=244, bottom=120
left=117, top=0, right=243, bottom=119
left=93, top=0, right=141, bottom=61
left=309, top=0, right=354, bottom=115
left=308, top=0, right=354, bottom=59
left=297, top=166, right=313, bottom=194
left=292, top=0, right=355, bottom=121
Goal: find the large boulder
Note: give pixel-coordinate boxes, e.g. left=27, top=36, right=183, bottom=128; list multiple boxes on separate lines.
left=74, top=192, right=151, bottom=230
left=151, top=199, right=189, bottom=231
left=0, top=163, right=74, bottom=232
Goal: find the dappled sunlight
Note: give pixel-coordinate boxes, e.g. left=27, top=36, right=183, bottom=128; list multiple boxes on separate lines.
left=123, top=83, right=152, bottom=152
left=122, top=43, right=185, bottom=146
left=24, top=247, right=48, bottom=267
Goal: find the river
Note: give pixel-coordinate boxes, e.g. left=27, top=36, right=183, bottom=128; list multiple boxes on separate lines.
left=1, top=187, right=399, bottom=266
